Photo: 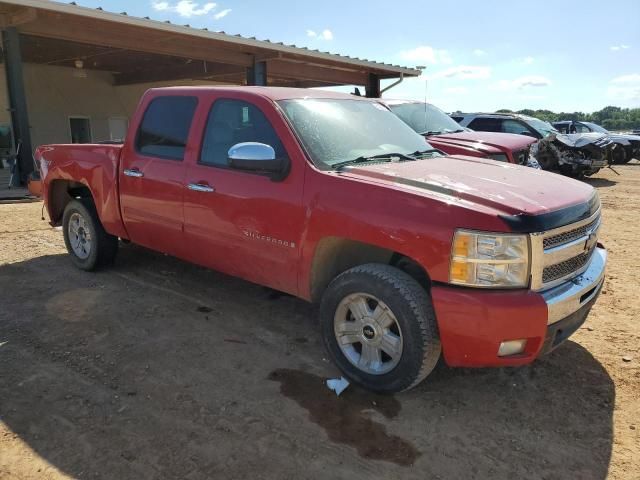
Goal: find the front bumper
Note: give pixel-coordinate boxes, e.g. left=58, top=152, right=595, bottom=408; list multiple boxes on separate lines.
left=431, top=246, right=607, bottom=367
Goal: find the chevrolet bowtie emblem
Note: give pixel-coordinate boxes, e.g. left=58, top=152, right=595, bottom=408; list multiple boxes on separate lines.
left=584, top=230, right=597, bottom=252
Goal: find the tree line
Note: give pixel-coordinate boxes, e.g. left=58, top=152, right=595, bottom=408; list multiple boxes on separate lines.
left=495, top=106, right=640, bottom=131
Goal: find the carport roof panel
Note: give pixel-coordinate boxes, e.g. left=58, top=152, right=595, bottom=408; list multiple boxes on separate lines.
left=0, top=0, right=421, bottom=78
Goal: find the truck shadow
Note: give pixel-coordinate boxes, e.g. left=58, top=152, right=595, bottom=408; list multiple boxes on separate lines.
left=0, top=246, right=614, bottom=479
left=584, top=177, right=617, bottom=188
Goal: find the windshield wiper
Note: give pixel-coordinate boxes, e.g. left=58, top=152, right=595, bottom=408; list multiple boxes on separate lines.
left=421, top=130, right=442, bottom=136
left=332, top=152, right=416, bottom=170
left=411, top=148, right=442, bottom=158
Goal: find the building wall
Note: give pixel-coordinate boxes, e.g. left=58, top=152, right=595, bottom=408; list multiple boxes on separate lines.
left=0, top=62, right=226, bottom=150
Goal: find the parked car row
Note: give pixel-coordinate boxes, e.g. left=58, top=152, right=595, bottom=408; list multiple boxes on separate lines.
left=377, top=103, right=634, bottom=179
left=450, top=112, right=615, bottom=177
left=36, top=86, right=607, bottom=393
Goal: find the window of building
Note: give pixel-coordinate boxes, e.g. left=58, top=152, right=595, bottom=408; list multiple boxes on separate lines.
left=69, top=117, right=92, bottom=144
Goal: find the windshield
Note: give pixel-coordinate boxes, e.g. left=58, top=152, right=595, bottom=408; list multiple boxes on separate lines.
left=277, top=98, right=434, bottom=169
left=581, top=122, right=609, bottom=133
left=389, top=102, right=464, bottom=135
left=524, top=117, right=559, bottom=137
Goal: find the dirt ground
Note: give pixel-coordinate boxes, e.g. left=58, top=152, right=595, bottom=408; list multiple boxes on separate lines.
left=1, top=164, right=639, bottom=480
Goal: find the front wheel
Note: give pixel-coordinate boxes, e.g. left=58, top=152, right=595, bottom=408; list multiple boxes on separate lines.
left=62, top=199, right=118, bottom=271
left=610, top=146, right=627, bottom=165
left=319, top=264, right=441, bottom=393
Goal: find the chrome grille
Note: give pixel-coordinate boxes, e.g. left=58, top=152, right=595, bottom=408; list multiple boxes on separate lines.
left=543, top=216, right=600, bottom=249
left=542, top=247, right=594, bottom=283
left=530, top=199, right=602, bottom=291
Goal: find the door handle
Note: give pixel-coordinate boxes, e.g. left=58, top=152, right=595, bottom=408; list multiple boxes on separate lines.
left=123, top=168, right=144, bottom=178
left=188, top=183, right=215, bottom=193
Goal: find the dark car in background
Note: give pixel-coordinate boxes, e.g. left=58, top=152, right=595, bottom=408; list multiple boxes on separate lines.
left=453, top=113, right=612, bottom=178
left=553, top=120, right=640, bottom=164
left=382, top=100, right=538, bottom=167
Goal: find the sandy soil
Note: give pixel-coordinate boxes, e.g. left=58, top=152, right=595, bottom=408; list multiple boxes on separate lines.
left=0, top=164, right=638, bottom=479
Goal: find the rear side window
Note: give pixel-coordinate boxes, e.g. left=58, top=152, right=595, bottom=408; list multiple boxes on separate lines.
left=200, top=98, right=287, bottom=167
left=136, top=96, right=198, bottom=160
left=468, top=117, right=502, bottom=132
left=501, top=119, right=527, bottom=134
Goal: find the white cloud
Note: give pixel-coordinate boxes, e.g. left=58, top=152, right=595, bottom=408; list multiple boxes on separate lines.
left=428, top=65, right=491, bottom=80
left=175, top=1, right=216, bottom=17
left=152, top=1, right=222, bottom=17
left=444, top=86, right=469, bottom=95
left=607, top=73, right=640, bottom=104
left=473, top=49, right=487, bottom=57
left=610, top=44, right=631, bottom=51
left=306, top=29, right=333, bottom=40
left=492, top=75, right=551, bottom=90
left=213, top=8, right=231, bottom=19
left=321, top=29, right=333, bottom=40
left=522, top=56, right=534, bottom=65
left=399, top=46, right=452, bottom=65
left=611, top=73, right=640, bottom=84
left=152, top=1, right=170, bottom=10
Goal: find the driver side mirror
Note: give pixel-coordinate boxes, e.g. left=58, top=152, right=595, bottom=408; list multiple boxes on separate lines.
left=227, top=142, right=288, bottom=180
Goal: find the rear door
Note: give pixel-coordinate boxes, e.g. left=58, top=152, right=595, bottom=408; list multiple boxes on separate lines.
left=182, top=94, right=305, bottom=295
left=119, top=95, right=198, bottom=256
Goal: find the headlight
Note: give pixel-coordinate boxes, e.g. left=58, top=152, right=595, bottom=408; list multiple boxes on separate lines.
left=488, top=153, right=508, bottom=162
left=449, top=230, right=530, bottom=288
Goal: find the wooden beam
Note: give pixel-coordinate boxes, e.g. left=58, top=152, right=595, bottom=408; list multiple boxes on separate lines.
left=18, top=11, right=254, bottom=67
left=365, top=73, right=381, bottom=98
left=0, top=7, right=37, bottom=28
left=246, top=60, right=267, bottom=86
left=268, top=59, right=367, bottom=86
left=113, top=61, right=246, bottom=85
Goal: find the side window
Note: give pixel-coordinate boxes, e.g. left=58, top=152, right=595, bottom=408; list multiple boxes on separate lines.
left=450, top=116, right=464, bottom=124
left=468, top=117, right=501, bottom=132
left=573, top=123, right=590, bottom=133
left=501, top=119, right=528, bottom=135
left=200, top=99, right=287, bottom=167
left=136, top=96, right=198, bottom=160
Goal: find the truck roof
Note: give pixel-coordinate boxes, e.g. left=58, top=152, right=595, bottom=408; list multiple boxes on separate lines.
left=145, top=86, right=368, bottom=102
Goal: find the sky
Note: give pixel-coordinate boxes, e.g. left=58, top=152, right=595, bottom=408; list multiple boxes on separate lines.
left=67, top=0, right=640, bottom=113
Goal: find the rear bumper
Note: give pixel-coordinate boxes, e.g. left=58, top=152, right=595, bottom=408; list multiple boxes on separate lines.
left=431, top=247, right=606, bottom=367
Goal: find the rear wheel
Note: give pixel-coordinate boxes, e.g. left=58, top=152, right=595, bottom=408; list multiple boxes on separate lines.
left=62, top=199, right=118, bottom=271
left=319, top=264, right=441, bottom=393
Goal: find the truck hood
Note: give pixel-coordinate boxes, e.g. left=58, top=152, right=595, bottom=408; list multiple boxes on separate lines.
left=427, top=131, right=536, bottom=153
left=341, top=155, right=594, bottom=219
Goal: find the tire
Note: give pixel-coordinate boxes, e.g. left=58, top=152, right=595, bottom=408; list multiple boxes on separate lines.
left=611, top=145, right=627, bottom=165
left=62, top=198, right=118, bottom=271
left=319, top=263, right=441, bottom=394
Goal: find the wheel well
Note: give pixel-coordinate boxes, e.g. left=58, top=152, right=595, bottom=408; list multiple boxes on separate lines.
left=309, top=237, right=431, bottom=302
left=48, top=180, right=93, bottom=226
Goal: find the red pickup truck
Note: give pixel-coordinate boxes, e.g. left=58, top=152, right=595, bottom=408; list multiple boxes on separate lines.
left=37, top=87, right=607, bottom=393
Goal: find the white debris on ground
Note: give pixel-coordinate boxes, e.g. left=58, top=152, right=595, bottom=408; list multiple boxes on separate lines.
left=326, top=377, right=350, bottom=396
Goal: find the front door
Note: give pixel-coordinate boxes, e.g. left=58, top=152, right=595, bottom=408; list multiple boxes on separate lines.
left=183, top=96, right=305, bottom=295
left=119, top=95, right=198, bottom=256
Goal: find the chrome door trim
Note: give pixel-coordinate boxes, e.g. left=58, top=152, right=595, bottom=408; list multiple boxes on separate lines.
left=188, top=183, right=215, bottom=193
